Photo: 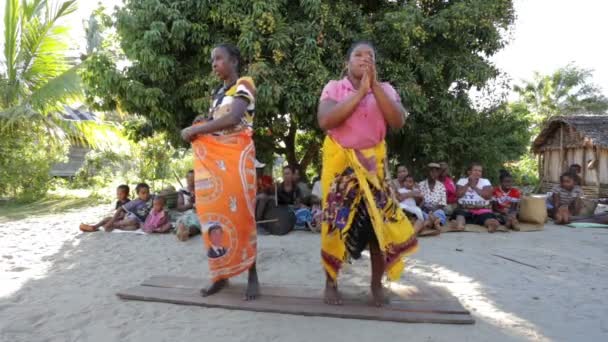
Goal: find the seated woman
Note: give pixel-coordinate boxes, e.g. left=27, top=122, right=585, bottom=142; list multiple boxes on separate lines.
left=175, top=170, right=201, bottom=241
left=492, top=170, right=521, bottom=229
left=439, top=162, right=458, bottom=215
left=277, top=165, right=302, bottom=206
left=418, top=163, right=448, bottom=233
left=551, top=172, right=584, bottom=224
left=392, top=165, right=409, bottom=193
left=452, top=162, right=500, bottom=232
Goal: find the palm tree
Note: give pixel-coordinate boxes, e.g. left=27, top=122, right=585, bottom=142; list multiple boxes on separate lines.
left=513, top=64, right=608, bottom=132
left=1, top=0, right=127, bottom=150
left=1, top=0, right=81, bottom=121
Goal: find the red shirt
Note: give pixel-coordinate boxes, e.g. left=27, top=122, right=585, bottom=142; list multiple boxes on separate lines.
left=492, top=186, right=521, bottom=213
left=443, top=176, right=457, bottom=204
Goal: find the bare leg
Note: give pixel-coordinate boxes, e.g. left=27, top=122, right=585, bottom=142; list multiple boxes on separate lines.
left=324, top=272, right=342, bottom=305
left=506, top=213, right=518, bottom=229
left=485, top=218, right=500, bottom=233
left=555, top=206, right=570, bottom=225
left=562, top=208, right=572, bottom=225
left=176, top=222, right=190, bottom=241
left=457, top=215, right=466, bottom=229
left=244, top=262, right=260, bottom=300
left=109, top=218, right=139, bottom=231
left=94, top=217, right=112, bottom=228
left=80, top=217, right=112, bottom=232
left=369, top=239, right=385, bottom=307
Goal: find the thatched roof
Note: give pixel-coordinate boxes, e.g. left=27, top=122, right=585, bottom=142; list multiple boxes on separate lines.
left=532, top=115, right=608, bottom=153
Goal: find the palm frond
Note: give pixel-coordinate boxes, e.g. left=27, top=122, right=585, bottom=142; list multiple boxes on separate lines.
left=0, top=64, right=82, bottom=120
left=28, top=64, right=83, bottom=114
left=21, top=0, right=46, bottom=20
left=3, top=0, right=21, bottom=82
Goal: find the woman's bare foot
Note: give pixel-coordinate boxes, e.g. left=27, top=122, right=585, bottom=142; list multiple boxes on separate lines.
left=324, top=279, right=342, bottom=305
left=448, top=217, right=465, bottom=232
left=370, top=283, right=385, bottom=307
left=200, top=279, right=228, bottom=297
left=456, top=216, right=466, bottom=230
left=244, top=264, right=260, bottom=301
left=79, top=224, right=98, bottom=232
left=176, top=224, right=190, bottom=241
left=485, top=219, right=499, bottom=233
left=433, top=218, right=441, bottom=230
left=413, top=220, right=425, bottom=235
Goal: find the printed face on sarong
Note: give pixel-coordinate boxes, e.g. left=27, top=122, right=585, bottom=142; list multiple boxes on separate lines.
left=206, top=224, right=230, bottom=259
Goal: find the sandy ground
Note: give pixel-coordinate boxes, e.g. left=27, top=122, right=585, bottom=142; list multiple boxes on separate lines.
left=1, top=204, right=607, bottom=342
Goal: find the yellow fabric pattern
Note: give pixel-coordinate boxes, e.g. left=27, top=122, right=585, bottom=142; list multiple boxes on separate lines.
left=320, top=136, right=418, bottom=281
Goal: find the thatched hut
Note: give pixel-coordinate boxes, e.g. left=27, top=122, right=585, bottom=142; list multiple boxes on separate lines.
left=532, top=115, right=608, bottom=198
left=49, top=106, right=96, bottom=177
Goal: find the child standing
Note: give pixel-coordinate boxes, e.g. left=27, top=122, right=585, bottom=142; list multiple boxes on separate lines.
left=552, top=172, right=584, bottom=224
left=141, top=196, right=171, bottom=233
left=492, top=170, right=521, bottom=228
left=79, top=184, right=131, bottom=232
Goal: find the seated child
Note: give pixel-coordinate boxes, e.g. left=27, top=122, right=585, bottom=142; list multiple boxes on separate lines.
left=141, top=196, right=171, bottom=233
left=492, top=170, right=521, bottom=229
left=551, top=172, right=584, bottom=224
left=310, top=196, right=323, bottom=233
left=104, top=183, right=153, bottom=232
left=397, top=175, right=425, bottom=222
left=80, top=184, right=131, bottom=232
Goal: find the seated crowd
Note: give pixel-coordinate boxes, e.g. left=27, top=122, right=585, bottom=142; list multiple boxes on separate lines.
left=392, top=161, right=605, bottom=236
left=80, top=160, right=606, bottom=239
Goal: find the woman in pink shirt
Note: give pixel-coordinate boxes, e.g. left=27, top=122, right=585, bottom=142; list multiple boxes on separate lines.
left=317, top=41, right=418, bottom=307
left=439, top=162, right=458, bottom=213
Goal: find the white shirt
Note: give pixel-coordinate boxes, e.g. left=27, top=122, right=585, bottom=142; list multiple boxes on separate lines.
left=456, top=178, right=492, bottom=208
left=312, top=181, right=322, bottom=199
left=398, top=187, right=418, bottom=208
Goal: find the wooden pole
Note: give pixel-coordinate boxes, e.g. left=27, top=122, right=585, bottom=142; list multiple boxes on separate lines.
left=559, top=125, right=564, bottom=172
left=595, top=146, right=601, bottom=197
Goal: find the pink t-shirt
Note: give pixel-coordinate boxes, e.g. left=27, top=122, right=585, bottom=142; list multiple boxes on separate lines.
left=142, top=209, right=168, bottom=233
left=320, top=78, right=401, bottom=150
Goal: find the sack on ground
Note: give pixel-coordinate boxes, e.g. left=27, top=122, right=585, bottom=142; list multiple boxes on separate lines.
left=518, top=195, right=547, bottom=225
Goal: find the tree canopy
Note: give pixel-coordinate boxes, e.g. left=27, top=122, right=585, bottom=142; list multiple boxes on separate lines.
left=82, top=0, right=529, bottom=179
left=513, top=63, right=608, bottom=134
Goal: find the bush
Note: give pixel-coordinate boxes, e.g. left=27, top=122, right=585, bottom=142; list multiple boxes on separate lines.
left=73, top=132, right=193, bottom=194
left=0, top=125, right=68, bottom=201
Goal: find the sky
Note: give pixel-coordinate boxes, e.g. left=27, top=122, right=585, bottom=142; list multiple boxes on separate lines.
left=492, top=0, right=608, bottom=96
left=3, top=0, right=608, bottom=97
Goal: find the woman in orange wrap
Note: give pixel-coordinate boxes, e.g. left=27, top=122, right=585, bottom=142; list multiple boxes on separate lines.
left=181, top=44, right=258, bottom=300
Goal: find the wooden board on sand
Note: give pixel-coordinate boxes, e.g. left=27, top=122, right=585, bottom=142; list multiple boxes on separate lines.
left=117, top=275, right=474, bottom=324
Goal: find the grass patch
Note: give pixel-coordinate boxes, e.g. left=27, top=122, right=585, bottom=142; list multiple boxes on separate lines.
left=0, top=190, right=106, bottom=223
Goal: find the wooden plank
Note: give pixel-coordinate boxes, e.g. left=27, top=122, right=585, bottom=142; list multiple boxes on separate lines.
left=141, top=275, right=465, bottom=306
left=117, top=285, right=474, bottom=324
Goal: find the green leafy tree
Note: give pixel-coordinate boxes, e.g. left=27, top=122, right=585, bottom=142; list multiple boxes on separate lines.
left=0, top=0, right=130, bottom=200
left=507, top=64, right=608, bottom=189
left=513, top=63, right=608, bottom=133
left=83, top=0, right=525, bottom=177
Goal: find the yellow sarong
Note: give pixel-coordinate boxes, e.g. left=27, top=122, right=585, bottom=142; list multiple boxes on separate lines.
left=321, top=136, right=418, bottom=281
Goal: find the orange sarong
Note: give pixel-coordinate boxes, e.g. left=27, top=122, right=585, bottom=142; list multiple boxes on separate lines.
left=193, top=130, right=257, bottom=282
